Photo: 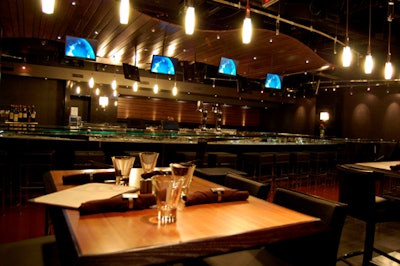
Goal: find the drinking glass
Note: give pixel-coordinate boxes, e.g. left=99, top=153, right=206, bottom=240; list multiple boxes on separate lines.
left=112, top=156, right=135, bottom=185
left=139, top=152, right=159, bottom=173
left=170, top=162, right=196, bottom=197
left=152, top=174, right=184, bottom=224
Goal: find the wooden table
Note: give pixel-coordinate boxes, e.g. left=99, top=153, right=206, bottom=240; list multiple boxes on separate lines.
left=44, top=168, right=324, bottom=266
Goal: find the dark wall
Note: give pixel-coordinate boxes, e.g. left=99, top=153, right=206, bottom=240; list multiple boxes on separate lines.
left=0, top=75, right=65, bottom=125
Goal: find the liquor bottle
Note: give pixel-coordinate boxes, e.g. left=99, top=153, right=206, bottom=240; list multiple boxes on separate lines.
left=27, top=106, right=31, bottom=123
left=18, top=105, right=23, bottom=122
left=8, top=105, right=14, bottom=122
left=22, top=105, right=27, bottom=122
left=30, top=105, right=36, bottom=122
left=13, top=105, right=19, bottom=122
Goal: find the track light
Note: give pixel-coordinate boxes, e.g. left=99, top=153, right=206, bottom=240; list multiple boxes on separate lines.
left=242, top=3, right=252, bottom=44
left=41, top=0, right=55, bottom=14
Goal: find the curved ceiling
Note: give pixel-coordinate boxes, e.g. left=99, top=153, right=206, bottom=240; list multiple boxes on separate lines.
left=1, top=0, right=400, bottom=88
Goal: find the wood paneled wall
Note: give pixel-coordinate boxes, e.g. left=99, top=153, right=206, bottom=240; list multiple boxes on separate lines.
left=117, top=97, right=261, bottom=127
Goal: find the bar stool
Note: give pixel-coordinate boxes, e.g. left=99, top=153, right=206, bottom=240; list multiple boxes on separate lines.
left=241, top=152, right=274, bottom=180
left=310, top=151, right=330, bottom=190
left=19, top=150, right=56, bottom=204
left=290, top=152, right=311, bottom=190
left=73, top=150, right=105, bottom=169
left=208, top=152, right=237, bottom=169
left=273, top=152, right=291, bottom=188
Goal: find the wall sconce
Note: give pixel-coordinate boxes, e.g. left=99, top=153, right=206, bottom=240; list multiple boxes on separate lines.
left=320, top=111, right=330, bottom=121
left=99, top=96, right=109, bottom=108
left=41, top=0, right=55, bottom=14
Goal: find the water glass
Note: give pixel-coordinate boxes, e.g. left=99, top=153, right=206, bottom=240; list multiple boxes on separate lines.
left=139, top=152, right=159, bottom=173
left=152, top=174, right=184, bottom=224
left=170, top=162, right=196, bottom=196
left=112, top=156, right=135, bottom=185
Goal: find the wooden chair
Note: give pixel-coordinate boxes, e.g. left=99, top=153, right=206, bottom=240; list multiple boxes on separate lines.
left=223, top=173, right=270, bottom=200
left=336, top=164, right=400, bottom=266
left=186, top=188, right=348, bottom=266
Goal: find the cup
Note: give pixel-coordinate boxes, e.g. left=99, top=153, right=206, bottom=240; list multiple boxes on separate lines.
left=170, top=162, right=196, bottom=197
left=151, top=174, right=184, bottom=224
left=112, top=156, right=135, bottom=186
left=139, top=152, right=159, bottom=173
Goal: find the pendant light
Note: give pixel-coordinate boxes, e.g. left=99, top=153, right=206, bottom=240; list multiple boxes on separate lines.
left=120, top=0, right=130, bottom=24
left=133, top=81, right=138, bottom=92
left=111, top=78, right=117, bottom=90
left=342, top=0, right=352, bottom=67
left=172, top=83, right=178, bottom=96
left=242, top=1, right=252, bottom=44
left=88, top=75, right=95, bottom=88
left=153, top=75, right=159, bottom=94
left=364, top=0, right=374, bottom=74
left=185, top=0, right=195, bottom=35
left=385, top=1, right=394, bottom=80
left=41, top=0, right=55, bottom=14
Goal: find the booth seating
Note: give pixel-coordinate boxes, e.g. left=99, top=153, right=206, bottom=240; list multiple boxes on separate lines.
left=224, top=173, right=270, bottom=200
left=19, top=150, right=56, bottom=204
left=73, top=150, right=105, bottom=169
left=193, top=188, right=348, bottom=266
left=336, top=164, right=400, bottom=266
left=207, top=152, right=237, bottom=169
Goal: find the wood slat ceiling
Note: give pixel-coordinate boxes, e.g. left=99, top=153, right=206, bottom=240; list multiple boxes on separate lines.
left=0, top=0, right=333, bottom=81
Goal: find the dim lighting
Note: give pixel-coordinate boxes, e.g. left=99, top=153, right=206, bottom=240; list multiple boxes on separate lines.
left=111, top=79, right=117, bottom=90
left=120, top=0, right=130, bottom=24
left=320, top=112, right=330, bottom=121
left=185, top=2, right=195, bottom=35
left=88, top=76, right=95, bottom=88
left=99, top=96, right=109, bottom=108
left=242, top=3, right=252, bottom=44
left=342, top=0, right=352, bottom=67
left=41, top=0, right=55, bottom=14
left=172, top=84, right=178, bottom=96
left=385, top=1, right=394, bottom=80
left=153, top=84, right=159, bottom=94
left=364, top=0, right=373, bottom=74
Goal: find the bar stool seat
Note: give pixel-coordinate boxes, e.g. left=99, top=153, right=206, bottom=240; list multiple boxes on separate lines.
left=241, top=152, right=274, bottom=180
left=19, top=150, right=56, bottom=204
left=73, top=150, right=105, bottom=169
left=289, top=152, right=311, bottom=190
left=208, top=152, right=237, bottom=169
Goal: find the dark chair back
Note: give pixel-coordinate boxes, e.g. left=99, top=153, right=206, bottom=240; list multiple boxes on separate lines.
left=336, top=164, right=381, bottom=221
left=266, top=188, right=348, bottom=266
left=224, top=173, right=270, bottom=200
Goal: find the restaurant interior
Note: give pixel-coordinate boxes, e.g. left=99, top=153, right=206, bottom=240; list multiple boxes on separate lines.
left=1, top=0, right=400, bottom=265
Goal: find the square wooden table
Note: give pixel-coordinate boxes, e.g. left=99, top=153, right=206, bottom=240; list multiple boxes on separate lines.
left=44, top=168, right=324, bottom=265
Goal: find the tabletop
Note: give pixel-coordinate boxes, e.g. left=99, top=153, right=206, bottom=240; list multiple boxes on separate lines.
left=45, top=168, right=324, bottom=266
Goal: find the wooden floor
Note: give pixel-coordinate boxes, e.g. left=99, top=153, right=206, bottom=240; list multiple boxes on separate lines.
left=0, top=182, right=399, bottom=266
